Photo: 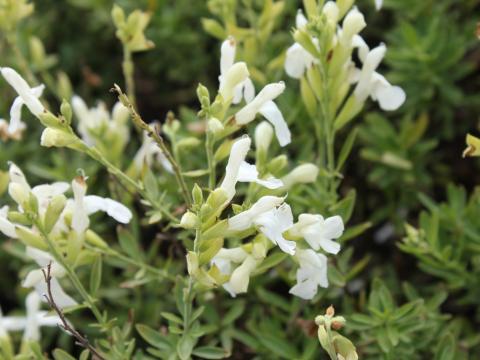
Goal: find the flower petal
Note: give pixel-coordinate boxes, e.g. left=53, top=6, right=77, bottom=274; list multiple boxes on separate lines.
left=84, top=195, right=133, bottom=224
left=258, top=101, right=291, bottom=146
left=323, top=215, right=345, bottom=239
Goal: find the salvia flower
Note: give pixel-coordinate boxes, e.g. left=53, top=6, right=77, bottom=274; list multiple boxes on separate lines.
left=289, top=248, right=329, bottom=300
left=284, top=10, right=317, bottom=79
left=228, top=195, right=285, bottom=232
left=211, top=247, right=250, bottom=297
left=289, top=214, right=344, bottom=254
left=23, top=292, right=62, bottom=342
left=235, top=83, right=291, bottom=146
left=219, top=37, right=255, bottom=104
left=0, top=67, right=45, bottom=120
left=352, top=43, right=406, bottom=111
left=220, top=136, right=283, bottom=202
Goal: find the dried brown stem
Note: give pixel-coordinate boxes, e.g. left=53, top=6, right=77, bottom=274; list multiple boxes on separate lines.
left=41, top=263, right=106, bottom=360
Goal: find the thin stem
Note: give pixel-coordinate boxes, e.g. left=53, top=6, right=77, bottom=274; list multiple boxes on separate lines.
left=122, top=47, right=136, bottom=107
left=206, top=132, right=216, bottom=189
left=36, top=222, right=105, bottom=326
left=112, top=85, right=192, bottom=207
left=86, top=146, right=178, bottom=222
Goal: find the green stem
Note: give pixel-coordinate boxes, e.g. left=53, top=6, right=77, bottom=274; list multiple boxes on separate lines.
left=206, top=132, right=216, bottom=189
left=113, top=85, right=192, bottom=207
left=36, top=223, right=105, bottom=325
left=122, top=47, right=136, bottom=107
left=86, top=146, right=178, bottom=223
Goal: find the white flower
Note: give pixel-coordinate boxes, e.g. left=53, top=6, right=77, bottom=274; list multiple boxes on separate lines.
left=284, top=10, right=319, bottom=79
left=70, top=177, right=133, bottom=233
left=71, top=95, right=130, bottom=146
left=281, top=163, right=319, bottom=188
left=22, top=247, right=78, bottom=309
left=219, top=37, right=255, bottom=104
left=289, top=249, right=328, bottom=300
left=235, top=83, right=291, bottom=146
left=211, top=247, right=250, bottom=297
left=228, top=195, right=285, bottom=231
left=375, top=0, right=383, bottom=10
left=254, top=121, right=274, bottom=152
left=254, top=203, right=296, bottom=255
left=352, top=44, right=406, bottom=111
left=340, top=7, right=366, bottom=46
left=133, top=132, right=173, bottom=173
left=23, top=292, right=63, bottom=342
left=290, top=214, right=344, bottom=254
left=220, top=136, right=283, bottom=202
left=0, top=206, right=17, bottom=238
left=227, top=255, right=258, bottom=296
left=1, top=67, right=44, bottom=118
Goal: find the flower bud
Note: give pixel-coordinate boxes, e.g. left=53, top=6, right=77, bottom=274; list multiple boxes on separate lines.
left=177, top=137, right=201, bottom=148
left=207, top=117, right=224, bottom=135
left=463, top=134, right=480, bottom=157
left=60, top=99, right=72, bottom=125
left=111, top=4, right=125, bottom=28
left=179, top=211, right=198, bottom=229
left=282, top=163, right=319, bottom=188
left=8, top=183, right=29, bottom=207
left=192, top=183, right=203, bottom=205
left=341, top=7, right=366, bottom=44
left=43, top=194, right=67, bottom=234
left=15, top=226, right=47, bottom=250
left=337, top=0, right=355, bottom=18
left=267, top=154, right=288, bottom=174
left=229, top=256, right=257, bottom=295
left=219, top=62, right=249, bottom=102
left=85, top=230, right=109, bottom=249
left=40, top=128, right=78, bottom=148
left=255, top=121, right=274, bottom=153
left=323, top=2, right=340, bottom=25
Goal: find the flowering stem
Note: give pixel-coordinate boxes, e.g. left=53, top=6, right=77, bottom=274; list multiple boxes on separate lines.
left=85, top=146, right=178, bottom=223
left=206, top=132, right=216, bottom=188
left=112, top=85, right=192, bottom=208
left=35, top=222, right=106, bottom=327
left=122, top=47, right=136, bottom=107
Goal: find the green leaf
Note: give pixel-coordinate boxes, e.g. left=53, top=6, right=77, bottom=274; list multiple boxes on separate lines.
left=253, top=252, right=288, bottom=275
left=118, top=227, right=143, bottom=261
left=89, top=255, right=102, bottom=296
left=177, top=335, right=195, bottom=360
left=435, top=333, right=456, bottom=360
left=329, top=190, right=356, bottom=223
left=336, top=127, right=358, bottom=171
left=136, top=324, right=171, bottom=351
left=192, top=346, right=228, bottom=359
left=161, top=311, right=183, bottom=325
left=53, top=349, right=76, bottom=360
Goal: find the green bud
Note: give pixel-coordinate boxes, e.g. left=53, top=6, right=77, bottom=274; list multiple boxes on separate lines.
left=201, top=219, right=228, bottom=240
left=85, top=230, right=109, bottom=249
left=29, top=37, right=46, bottom=67
left=60, top=99, right=72, bottom=125
left=43, top=194, right=67, bottom=234
left=214, top=139, right=234, bottom=162
left=26, top=192, right=39, bottom=215
left=201, top=18, right=226, bottom=39
left=177, top=137, right=201, bottom=149
left=111, top=4, right=125, bottom=28
left=192, top=183, right=203, bottom=206
left=196, top=83, right=210, bottom=108
left=40, top=128, right=79, bottom=148
left=186, top=251, right=199, bottom=276
left=15, top=226, right=47, bottom=250
left=205, top=188, right=228, bottom=211
left=267, top=155, right=288, bottom=174
left=179, top=212, right=198, bottom=229
left=7, top=211, right=31, bottom=226
left=57, top=71, right=73, bottom=101
left=303, top=0, right=318, bottom=18
left=293, top=29, right=320, bottom=58
left=198, top=237, right=223, bottom=265
left=38, top=111, right=62, bottom=129
left=207, top=117, right=224, bottom=135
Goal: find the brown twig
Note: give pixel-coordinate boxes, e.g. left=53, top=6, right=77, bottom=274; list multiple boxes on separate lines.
left=111, top=84, right=192, bottom=207
left=41, top=262, right=106, bottom=360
